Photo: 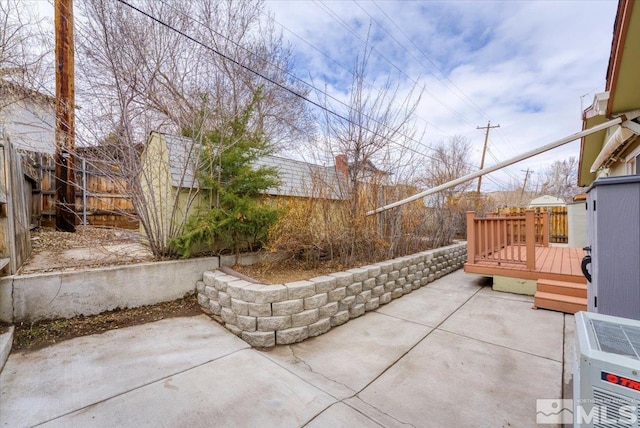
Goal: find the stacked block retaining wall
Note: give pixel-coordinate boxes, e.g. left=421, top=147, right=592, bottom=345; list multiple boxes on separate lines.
left=196, top=243, right=467, bottom=347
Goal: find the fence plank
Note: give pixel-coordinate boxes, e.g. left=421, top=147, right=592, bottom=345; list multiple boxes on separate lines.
left=0, top=136, right=32, bottom=274
left=30, top=152, right=138, bottom=229
left=497, top=205, right=568, bottom=244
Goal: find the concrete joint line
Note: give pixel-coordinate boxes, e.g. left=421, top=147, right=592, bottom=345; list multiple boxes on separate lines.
left=371, top=309, right=437, bottom=329
left=33, top=346, right=250, bottom=426
left=436, top=328, right=563, bottom=364
left=429, top=277, right=563, bottom=364
left=338, top=286, right=483, bottom=428
left=356, top=285, right=483, bottom=395
left=302, top=401, right=389, bottom=428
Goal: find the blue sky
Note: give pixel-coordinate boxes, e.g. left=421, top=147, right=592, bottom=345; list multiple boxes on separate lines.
left=30, top=0, right=619, bottom=191
left=265, top=0, right=619, bottom=191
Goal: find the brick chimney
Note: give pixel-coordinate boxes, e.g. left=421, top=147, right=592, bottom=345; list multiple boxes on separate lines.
left=335, top=154, right=348, bottom=179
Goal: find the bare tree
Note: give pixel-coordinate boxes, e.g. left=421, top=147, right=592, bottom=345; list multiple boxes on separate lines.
left=0, top=0, right=52, bottom=94
left=536, top=156, right=582, bottom=202
left=303, top=27, right=425, bottom=264
left=0, top=0, right=54, bottom=150
left=74, top=0, right=315, bottom=257
left=318, top=27, right=422, bottom=216
left=419, top=136, right=477, bottom=247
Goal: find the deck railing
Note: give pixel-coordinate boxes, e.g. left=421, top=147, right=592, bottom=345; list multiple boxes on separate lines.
left=466, top=210, right=549, bottom=270
left=495, top=206, right=567, bottom=244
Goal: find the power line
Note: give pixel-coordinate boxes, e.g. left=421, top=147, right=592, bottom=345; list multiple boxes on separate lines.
left=109, top=0, right=503, bottom=189
left=257, top=7, right=354, bottom=78
left=248, top=2, right=456, bottom=139
left=485, top=146, right=527, bottom=189
left=313, top=0, right=479, bottom=129
left=157, top=0, right=461, bottom=145
left=483, top=175, right=511, bottom=190
left=493, top=127, right=522, bottom=159
left=113, top=0, right=462, bottom=168
left=145, top=0, right=459, bottom=162
left=114, top=0, right=350, bottom=124
left=364, top=0, right=493, bottom=123
left=486, top=147, right=521, bottom=181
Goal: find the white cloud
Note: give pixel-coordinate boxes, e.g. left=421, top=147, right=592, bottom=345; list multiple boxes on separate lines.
left=265, top=0, right=618, bottom=191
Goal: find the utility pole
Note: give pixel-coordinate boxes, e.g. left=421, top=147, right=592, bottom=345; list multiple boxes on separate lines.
left=521, top=168, right=533, bottom=199
left=476, top=121, right=500, bottom=193
left=54, top=0, right=76, bottom=232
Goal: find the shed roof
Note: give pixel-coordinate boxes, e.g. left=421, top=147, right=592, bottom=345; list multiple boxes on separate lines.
left=528, top=195, right=566, bottom=207
left=158, top=132, right=346, bottom=199
left=163, top=133, right=202, bottom=188
left=253, top=156, right=346, bottom=200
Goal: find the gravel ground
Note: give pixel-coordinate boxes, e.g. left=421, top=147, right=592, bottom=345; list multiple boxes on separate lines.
left=20, top=226, right=156, bottom=274
left=30, top=226, right=147, bottom=252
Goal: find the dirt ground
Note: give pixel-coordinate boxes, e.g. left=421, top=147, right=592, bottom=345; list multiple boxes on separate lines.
left=4, top=259, right=363, bottom=350
left=9, top=295, right=200, bottom=352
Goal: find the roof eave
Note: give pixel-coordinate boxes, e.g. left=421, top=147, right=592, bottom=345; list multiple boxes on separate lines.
left=579, top=115, right=608, bottom=187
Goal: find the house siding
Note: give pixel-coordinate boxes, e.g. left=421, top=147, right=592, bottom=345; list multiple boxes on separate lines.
left=0, top=89, right=55, bottom=154
left=139, top=132, right=173, bottom=242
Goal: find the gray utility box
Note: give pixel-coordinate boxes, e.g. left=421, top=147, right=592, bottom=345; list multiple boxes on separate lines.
left=586, top=175, right=640, bottom=320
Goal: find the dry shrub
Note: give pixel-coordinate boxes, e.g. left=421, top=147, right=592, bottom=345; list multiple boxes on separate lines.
left=267, top=183, right=431, bottom=268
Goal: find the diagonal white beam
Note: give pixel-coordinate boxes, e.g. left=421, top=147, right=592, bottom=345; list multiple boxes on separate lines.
left=622, top=119, right=640, bottom=135
left=366, top=116, right=626, bottom=216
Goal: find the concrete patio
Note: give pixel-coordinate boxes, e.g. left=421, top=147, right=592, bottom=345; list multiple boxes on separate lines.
left=0, top=270, right=573, bottom=427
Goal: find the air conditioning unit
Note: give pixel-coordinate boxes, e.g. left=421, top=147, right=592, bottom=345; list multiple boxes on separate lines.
left=574, top=311, right=640, bottom=427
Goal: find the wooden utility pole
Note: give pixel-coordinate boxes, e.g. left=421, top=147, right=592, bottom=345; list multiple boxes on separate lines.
left=521, top=168, right=533, bottom=198
left=476, top=121, right=500, bottom=193
left=54, top=0, right=76, bottom=232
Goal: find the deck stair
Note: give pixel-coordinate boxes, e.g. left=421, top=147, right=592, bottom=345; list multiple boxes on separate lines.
left=534, top=278, right=587, bottom=314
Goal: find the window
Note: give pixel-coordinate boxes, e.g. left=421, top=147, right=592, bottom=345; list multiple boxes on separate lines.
left=625, top=147, right=640, bottom=175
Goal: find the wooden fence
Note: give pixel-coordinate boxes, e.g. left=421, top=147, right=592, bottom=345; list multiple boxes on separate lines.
left=0, top=135, right=32, bottom=275
left=0, top=143, right=139, bottom=276
left=495, top=206, right=568, bottom=244
left=26, top=152, right=138, bottom=229
left=547, top=207, right=568, bottom=243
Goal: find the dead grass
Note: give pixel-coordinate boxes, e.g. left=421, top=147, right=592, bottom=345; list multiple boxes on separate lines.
left=232, top=258, right=358, bottom=284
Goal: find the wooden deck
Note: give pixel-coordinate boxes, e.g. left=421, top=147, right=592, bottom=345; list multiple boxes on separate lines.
left=465, top=210, right=587, bottom=313
left=464, top=245, right=587, bottom=284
